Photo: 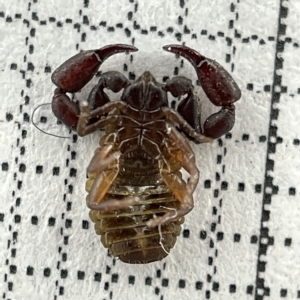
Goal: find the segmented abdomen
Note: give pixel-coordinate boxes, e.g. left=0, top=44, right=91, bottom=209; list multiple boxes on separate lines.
left=87, top=149, right=183, bottom=264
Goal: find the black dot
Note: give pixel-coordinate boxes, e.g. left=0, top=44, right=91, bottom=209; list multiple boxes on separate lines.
left=18, top=181, right=22, bottom=190
left=20, top=147, right=25, bottom=155
left=155, top=287, right=160, bottom=295
left=204, top=180, right=211, bottom=188
left=162, top=278, right=169, bottom=287
left=19, top=164, right=26, bottom=173
left=255, top=184, right=262, bottom=193
left=183, top=229, right=190, bottom=238
left=36, top=165, right=43, bottom=174
left=280, top=289, right=287, bottom=297
left=293, top=139, right=300, bottom=145
left=259, top=136, right=267, bottom=142
left=179, top=279, right=185, bottom=288
left=48, top=217, right=56, bottom=226
left=238, top=183, right=245, bottom=191
left=66, top=202, right=72, bottom=211
left=246, top=285, right=254, bottom=294
left=0, top=213, right=4, bottom=222
left=225, top=132, right=232, bottom=139
left=200, top=230, right=207, bottom=240
left=44, top=66, right=51, bottom=73
left=250, top=235, right=258, bottom=244
left=264, top=85, right=271, bottom=92
left=53, top=167, right=60, bottom=176
left=11, top=249, right=16, bottom=258
left=242, top=134, right=249, bottom=141
left=27, top=62, right=34, bottom=71
left=284, top=238, right=292, bottom=246
left=69, top=168, right=77, bottom=177
left=221, top=181, right=228, bottom=190
left=145, top=277, right=152, bottom=285
left=247, top=83, right=253, bottom=90
left=217, top=232, right=224, bottom=241
left=2, top=162, right=9, bottom=171
left=128, top=275, right=135, bottom=284
left=156, top=270, right=161, bottom=278
left=195, top=281, right=203, bottom=290
left=234, top=234, right=241, bottom=242
left=10, top=265, right=17, bottom=274
left=111, top=273, right=118, bottom=283
left=60, top=269, right=68, bottom=278
left=289, top=187, right=296, bottom=195
left=10, top=63, right=17, bottom=70
left=65, top=219, right=72, bottom=228
left=6, top=113, right=13, bottom=121
left=124, top=28, right=131, bottom=37
left=94, top=272, right=101, bottom=282
left=59, top=286, right=64, bottom=295
left=14, top=215, right=21, bottom=223
left=77, top=271, right=85, bottom=280
left=62, top=253, right=67, bottom=262
left=71, top=151, right=77, bottom=160
left=129, top=72, right=135, bottom=80
left=82, top=220, right=89, bottom=229
left=212, top=207, right=217, bottom=215
left=212, top=282, right=219, bottom=291
left=208, top=257, right=213, bottom=265
left=297, top=290, right=300, bottom=298
left=229, top=284, right=236, bottom=293
left=44, top=268, right=51, bottom=277
left=211, top=223, right=216, bottom=232
left=27, top=266, right=34, bottom=276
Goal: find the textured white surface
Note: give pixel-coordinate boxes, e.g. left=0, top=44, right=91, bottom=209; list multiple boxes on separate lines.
left=0, top=1, right=300, bottom=300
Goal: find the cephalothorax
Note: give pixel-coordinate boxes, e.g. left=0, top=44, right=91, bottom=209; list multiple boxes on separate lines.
left=51, top=44, right=241, bottom=264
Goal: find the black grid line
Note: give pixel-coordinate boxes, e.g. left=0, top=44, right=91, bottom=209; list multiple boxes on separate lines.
left=254, top=0, right=287, bottom=299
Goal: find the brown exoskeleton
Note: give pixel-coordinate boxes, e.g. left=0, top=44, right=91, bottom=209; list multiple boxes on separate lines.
left=51, top=44, right=241, bottom=264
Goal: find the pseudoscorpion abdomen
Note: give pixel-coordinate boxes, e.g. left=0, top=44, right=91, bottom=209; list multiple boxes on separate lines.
left=87, top=149, right=183, bottom=264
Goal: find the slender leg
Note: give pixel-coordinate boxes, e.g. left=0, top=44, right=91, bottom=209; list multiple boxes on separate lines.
left=77, top=100, right=125, bottom=136
left=162, top=107, right=213, bottom=143
left=86, top=149, right=138, bottom=211
left=87, top=144, right=115, bottom=175
left=147, top=123, right=199, bottom=227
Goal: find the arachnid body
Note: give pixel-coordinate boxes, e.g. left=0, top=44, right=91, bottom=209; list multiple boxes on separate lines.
left=51, top=44, right=241, bottom=264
